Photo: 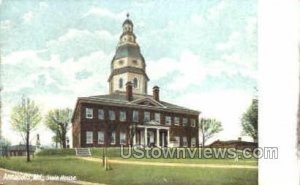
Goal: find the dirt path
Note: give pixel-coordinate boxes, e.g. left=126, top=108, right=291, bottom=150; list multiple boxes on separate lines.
left=80, top=157, right=258, bottom=169
left=0, top=168, right=104, bottom=185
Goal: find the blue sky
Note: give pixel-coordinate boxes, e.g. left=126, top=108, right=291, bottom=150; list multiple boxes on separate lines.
left=0, top=0, right=257, bottom=146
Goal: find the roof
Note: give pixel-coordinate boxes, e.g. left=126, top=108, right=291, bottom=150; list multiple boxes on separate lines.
left=123, top=18, right=133, bottom=26
left=108, top=66, right=149, bottom=81
left=72, top=91, right=200, bottom=121
left=113, top=44, right=144, bottom=61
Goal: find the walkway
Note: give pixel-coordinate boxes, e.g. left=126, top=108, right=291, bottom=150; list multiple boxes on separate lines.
left=80, top=157, right=258, bottom=169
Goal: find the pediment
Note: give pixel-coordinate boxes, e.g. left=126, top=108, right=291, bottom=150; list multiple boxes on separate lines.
left=131, top=97, right=166, bottom=108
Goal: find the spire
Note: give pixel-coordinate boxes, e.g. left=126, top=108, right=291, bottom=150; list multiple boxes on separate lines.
left=120, top=13, right=136, bottom=45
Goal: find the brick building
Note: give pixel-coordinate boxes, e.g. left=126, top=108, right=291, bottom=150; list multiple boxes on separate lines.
left=72, top=14, right=200, bottom=148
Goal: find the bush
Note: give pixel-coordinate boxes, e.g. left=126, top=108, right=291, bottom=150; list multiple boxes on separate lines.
left=36, top=148, right=76, bottom=156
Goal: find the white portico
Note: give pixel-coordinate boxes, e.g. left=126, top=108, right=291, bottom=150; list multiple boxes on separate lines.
left=130, top=121, right=170, bottom=147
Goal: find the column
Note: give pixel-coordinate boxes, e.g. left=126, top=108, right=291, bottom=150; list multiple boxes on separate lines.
left=167, top=129, right=170, bottom=147
left=144, top=127, right=148, bottom=147
left=162, top=132, right=165, bottom=147
left=133, top=128, right=136, bottom=146
left=156, top=129, right=160, bottom=147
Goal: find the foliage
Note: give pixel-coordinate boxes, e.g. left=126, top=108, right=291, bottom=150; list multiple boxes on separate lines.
left=199, top=118, right=223, bottom=146
left=241, top=99, right=258, bottom=142
left=36, top=148, right=75, bottom=156
left=45, top=108, right=72, bottom=148
left=10, top=97, right=42, bottom=161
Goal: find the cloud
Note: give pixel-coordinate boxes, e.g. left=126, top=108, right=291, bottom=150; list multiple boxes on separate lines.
left=45, top=28, right=116, bottom=60
left=216, top=32, right=241, bottom=51
left=83, top=7, right=126, bottom=21
left=22, top=11, right=34, bottom=23
left=0, top=20, right=13, bottom=30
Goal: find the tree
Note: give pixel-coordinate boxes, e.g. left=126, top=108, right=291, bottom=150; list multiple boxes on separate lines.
left=241, top=99, right=258, bottom=142
left=45, top=108, right=72, bottom=148
left=199, top=118, right=223, bottom=147
left=10, top=97, right=42, bottom=162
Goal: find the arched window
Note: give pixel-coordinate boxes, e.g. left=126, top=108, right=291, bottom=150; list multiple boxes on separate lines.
left=119, top=78, right=123, bottom=89
left=133, top=78, right=138, bottom=88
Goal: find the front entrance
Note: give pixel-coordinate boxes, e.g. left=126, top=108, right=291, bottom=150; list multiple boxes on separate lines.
left=132, top=125, right=170, bottom=147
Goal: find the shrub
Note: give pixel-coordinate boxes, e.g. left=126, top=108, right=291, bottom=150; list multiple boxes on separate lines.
left=36, top=148, right=75, bottom=156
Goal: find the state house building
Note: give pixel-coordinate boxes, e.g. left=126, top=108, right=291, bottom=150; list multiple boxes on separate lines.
left=72, top=15, right=200, bottom=148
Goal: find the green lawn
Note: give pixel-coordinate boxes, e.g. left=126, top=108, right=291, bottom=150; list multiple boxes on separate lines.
left=0, top=156, right=258, bottom=185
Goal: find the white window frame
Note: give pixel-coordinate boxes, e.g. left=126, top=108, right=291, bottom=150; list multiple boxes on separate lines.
left=154, top=113, right=160, bottom=123
left=97, top=131, right=104, bottom=144
left=191, top=137, right=196, bottom=147
left=109, top=110, right=116, bottom=121
left=86, top=131, right=93, bottom=144
left=183, top=136, right=188, bottom=147
left=85, top=108, right=93, bottom=119
left=165, top=116, right=171, bottom=125
left=191, top=119, right=196, bottom=127
left=183, top=118, right=188, bottom=126
left=144, top=111, right=150, bottom=122
left=174, top=117, right=180, bottom=125
left=120, top=111, right=126, bottom=122
left=120, top=132, right=127, bottom=145
left=98, top=109, right=104, bottom=120
left=110, top=132, right=116, bottom=145
left=174, top=136, right=180, bottom=147
left=133, top=110, right=139, bottom=122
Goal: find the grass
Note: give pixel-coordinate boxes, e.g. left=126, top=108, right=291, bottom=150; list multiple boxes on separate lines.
left=0, top=156, right=258, bottom=185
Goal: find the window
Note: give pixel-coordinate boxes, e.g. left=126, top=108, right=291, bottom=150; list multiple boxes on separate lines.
left=85, top=108, right=93, bottom=119
left=165, top=116, right=171, bottom=125
left=119, top=78, right=123, bottom=89
left=144, top=111, right=150, bottom=122
left=174, top=117, right=180, bottom=125
left=191, top=137, right=196, bottom=147
left=133, top=110, right=139, bottom=122
left=98, top=109, right=104, bottom=120
left=154, top=113, right=160, bottom=123
left=191, top=119, right=196, bottom=127
left=98, top=131, right=104, bottom=144
left=183, top=137, right=188, bottom=147
left=133, top=78, right=138, bottom=88
left=174, top=136, right=180, bottom=147
left=110, top=132, right=116, bottom=145
left=119, top=60, right=124, bottom=65
left=86, top=131, right=93, bottom=144
left=183, top=118, right=188, bottom=126
left=132, top=60, right=138, bottom=65
left=109, top=110, right=116, bottom=121
left=120, top=111, right=127, bottom=122
left=120, top=132, right=126, bottom=145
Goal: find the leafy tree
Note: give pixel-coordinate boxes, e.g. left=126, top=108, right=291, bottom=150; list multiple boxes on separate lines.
left=0, top=138, right=11, bottom=157
left=199, top=118, right=223, bottom=147
left=10, top=97, right=42, bottom=162
left=45, top=108, right=72, bottom=148
left=241, top=99, right=258, bottom=142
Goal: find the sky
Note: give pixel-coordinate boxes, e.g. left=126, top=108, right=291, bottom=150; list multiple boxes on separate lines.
left=0, top=0, right=257, bottom=146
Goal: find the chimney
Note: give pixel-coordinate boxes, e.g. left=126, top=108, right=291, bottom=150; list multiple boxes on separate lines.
left=153, top=86, right=160, bottom=101
left=126, top=81, right=133, bottom=101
